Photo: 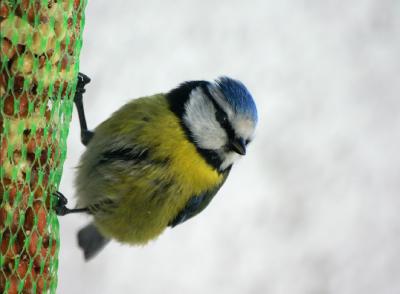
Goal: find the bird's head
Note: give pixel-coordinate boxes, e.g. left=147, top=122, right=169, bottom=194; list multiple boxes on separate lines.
left=168, top=77, right=258, bottom=171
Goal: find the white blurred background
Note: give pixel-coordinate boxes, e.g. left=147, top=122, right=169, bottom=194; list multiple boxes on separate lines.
left=58, top=1, right=400, bottom=293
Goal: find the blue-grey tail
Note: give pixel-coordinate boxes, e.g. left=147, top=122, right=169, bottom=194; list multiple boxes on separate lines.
left=77, top=223, right=110, bottom=261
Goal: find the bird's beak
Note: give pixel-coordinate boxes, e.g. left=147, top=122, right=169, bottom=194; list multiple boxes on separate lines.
left=230, top=138, right=246, bottom=155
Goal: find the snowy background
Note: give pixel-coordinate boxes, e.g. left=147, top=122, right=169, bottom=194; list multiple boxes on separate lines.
left=58, top=1, right=400, bottom=293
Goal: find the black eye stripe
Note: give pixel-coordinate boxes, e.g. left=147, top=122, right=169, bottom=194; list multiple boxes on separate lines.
left=202, top=85, right=236, bottom=140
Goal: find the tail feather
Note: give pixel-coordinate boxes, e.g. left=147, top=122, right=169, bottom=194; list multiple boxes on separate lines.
left=77, top=223, right=110, bottom=261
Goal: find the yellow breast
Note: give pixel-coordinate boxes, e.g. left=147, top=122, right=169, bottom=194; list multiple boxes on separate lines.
left=112, top=94, right=223, bottom=196
left=140, top=96, right=223, bottom=196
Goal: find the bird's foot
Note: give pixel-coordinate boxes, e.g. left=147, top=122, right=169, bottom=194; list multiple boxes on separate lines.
left=54, top=191, right=89, bottom=216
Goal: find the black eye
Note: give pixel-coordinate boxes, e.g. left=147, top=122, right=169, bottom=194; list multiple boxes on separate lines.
left=245, top=139, right=251, bottom=145
left=216, top=111, right=229, bottom=127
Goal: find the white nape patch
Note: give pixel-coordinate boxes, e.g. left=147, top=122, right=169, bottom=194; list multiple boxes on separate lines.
left=183, top=88, right=227, bottom=150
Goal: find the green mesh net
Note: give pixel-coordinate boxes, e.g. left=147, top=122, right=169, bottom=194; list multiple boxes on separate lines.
left=1, top=1, right=87, bottom=293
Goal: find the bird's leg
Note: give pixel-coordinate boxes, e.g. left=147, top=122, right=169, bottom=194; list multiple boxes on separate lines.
left=54, top=73, right=93, bottom=216
left=74, top=72, right=94, bottom=146
left=54, top=191, right=89, bottom=216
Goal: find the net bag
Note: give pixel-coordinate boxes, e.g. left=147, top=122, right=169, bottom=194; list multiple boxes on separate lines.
left=1, top=1, right=87, bottom=293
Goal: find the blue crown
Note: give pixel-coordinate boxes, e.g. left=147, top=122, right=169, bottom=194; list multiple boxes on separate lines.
left=216, top=77, right=258, bottom=123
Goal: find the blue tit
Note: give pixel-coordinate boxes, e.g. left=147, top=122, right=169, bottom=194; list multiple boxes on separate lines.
left=64, top=74, right=258, bottom=260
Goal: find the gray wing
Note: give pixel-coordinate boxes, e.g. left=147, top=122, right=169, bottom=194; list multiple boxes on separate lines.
left=169, top=168, right=231, bottom=227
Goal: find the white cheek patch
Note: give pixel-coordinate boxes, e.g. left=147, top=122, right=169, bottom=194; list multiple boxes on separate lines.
left=183, top=88, right=227, bottom=150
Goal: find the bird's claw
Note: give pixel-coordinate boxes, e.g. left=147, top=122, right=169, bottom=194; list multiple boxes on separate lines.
left=75, top=72, right=91, bottom=97
left=54, top=191, right=69, bottom=216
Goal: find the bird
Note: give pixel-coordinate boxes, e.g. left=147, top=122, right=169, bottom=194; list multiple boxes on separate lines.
left=58, top=74, right=258, bottom=260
